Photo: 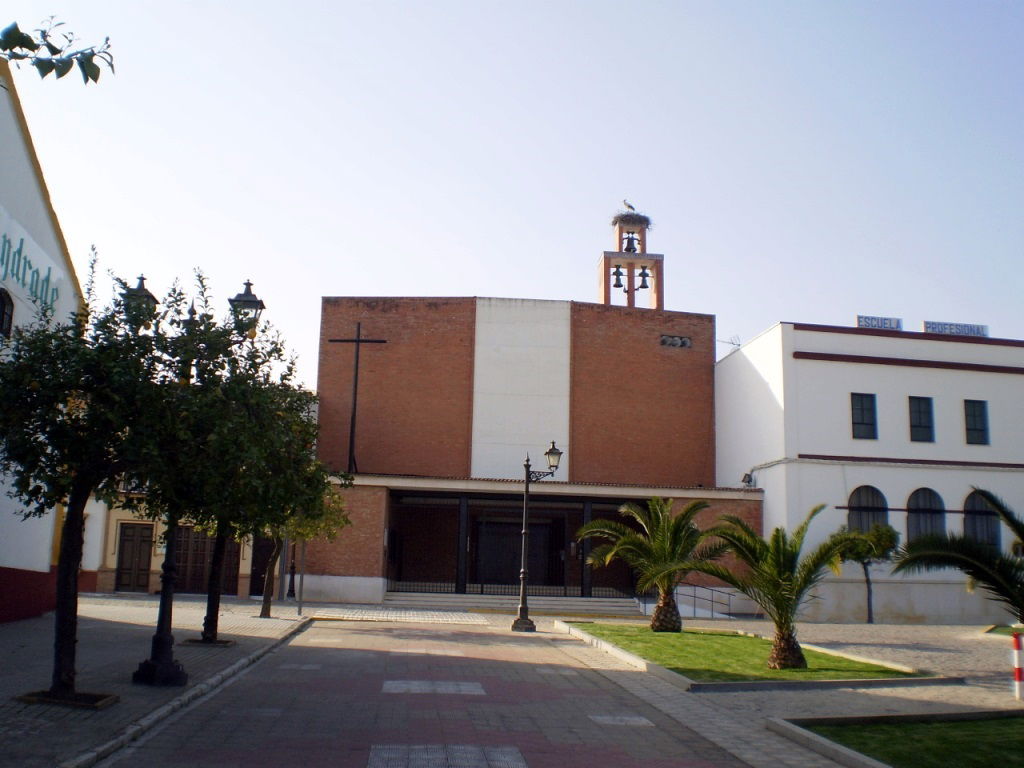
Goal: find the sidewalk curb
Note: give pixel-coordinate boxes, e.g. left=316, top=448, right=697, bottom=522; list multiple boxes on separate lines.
left=57, top=617, right=311, bottom=768
left=765, top=718, right=891, bottom=768
left=552, top=620, right=695, bottom=690
left=553, top=620, right=964, bottom=692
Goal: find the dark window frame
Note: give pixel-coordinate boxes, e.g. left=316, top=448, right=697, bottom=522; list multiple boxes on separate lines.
left=848, top=485, right=888, bottom=532
left=0, top=288, right=13, bottom=339
left=851, top=393, right=878, bottom=440
left=908, top=396, right=934, bottom=443
left=964, top=400, right=989, bottom=445
left=963, top=491, right=1000, bottom=550
left=906, top=488, right=945, bottom=541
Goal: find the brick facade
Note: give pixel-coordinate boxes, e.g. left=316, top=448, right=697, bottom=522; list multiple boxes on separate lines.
left=569, top=303, right=715, bottom=487
left=310, top=296, right=759, bottom=600
left=317, top=297, right=476, bottom=477
left=305, top=486, right=389, bottom=578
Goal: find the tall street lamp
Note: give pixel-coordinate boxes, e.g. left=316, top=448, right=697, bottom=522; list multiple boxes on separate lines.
left=511, top=441, right=563, bottom=632
left=130, top=279, right=264, bottom=686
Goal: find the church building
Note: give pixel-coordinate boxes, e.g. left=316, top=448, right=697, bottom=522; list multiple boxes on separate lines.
left=306, top=213, right=762, bottom=605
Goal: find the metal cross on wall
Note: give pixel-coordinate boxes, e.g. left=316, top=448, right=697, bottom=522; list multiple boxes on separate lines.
left=328, top=322, right=387, bottom=473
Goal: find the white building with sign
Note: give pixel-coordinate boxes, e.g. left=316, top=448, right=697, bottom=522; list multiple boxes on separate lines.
left=717, top=319, right=1024, bottom=624
left=0, top=61, right=88, bottom=621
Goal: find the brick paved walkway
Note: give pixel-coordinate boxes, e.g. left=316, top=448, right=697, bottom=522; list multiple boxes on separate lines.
left=0, top=595, right=303, bottom=768
left=98, top=618, right=757, bottom=768
left=5, top=596, right=1023, bottom=768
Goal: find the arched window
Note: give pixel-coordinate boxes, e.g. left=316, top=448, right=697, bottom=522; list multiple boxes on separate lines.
left=907, top=488, right=945, bottom=540
left=848, top=486, right=888, bottom=532
left=0, top=289, right=13, bottom=338
left=964, top=491, right=1000, bottom=550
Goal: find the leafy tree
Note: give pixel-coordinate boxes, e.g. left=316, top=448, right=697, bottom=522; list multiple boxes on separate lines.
left=576, top=498, right=725, bottom=632
left=1, top=18, right=113, bottom=84
left=690, top=506, right=856, bottom=669
left=117, top=277, right=350, bottom=640
left=893, top=489, right=1024, bottom=623
left=194, top=357, right=352, bottom=628
left=840, top=523, right=899, bottom=624
left=0, top=285, right=157, bottom=698
left=255, top=481, right=351, bottom=620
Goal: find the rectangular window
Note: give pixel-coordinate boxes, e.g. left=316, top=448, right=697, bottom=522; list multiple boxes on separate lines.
left=909, top=396, right=934, bottom=442
left=851, top=393, right=877, bottom=439
left=964, top=400, right=989, bottom=445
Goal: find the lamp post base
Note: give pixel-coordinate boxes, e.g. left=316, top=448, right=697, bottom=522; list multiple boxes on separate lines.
left=511, top=616, right=536, bottom=632
left=132, top=657, right=188, bottom=686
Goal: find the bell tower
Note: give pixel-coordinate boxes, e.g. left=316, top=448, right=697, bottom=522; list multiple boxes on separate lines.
left=599, top=206, right=664, bottom=309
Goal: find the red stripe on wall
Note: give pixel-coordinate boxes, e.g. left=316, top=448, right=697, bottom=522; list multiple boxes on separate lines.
left=0, top=565, right=56, bottom=623
left=793, top=351, right=1024, bottom=375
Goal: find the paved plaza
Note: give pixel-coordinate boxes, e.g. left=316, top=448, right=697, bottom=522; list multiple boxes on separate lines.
left=1, top=595, right=1022, bottom=768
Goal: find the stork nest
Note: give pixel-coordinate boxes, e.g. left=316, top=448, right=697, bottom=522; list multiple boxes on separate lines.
left=611, top=211, right=652, bottom=229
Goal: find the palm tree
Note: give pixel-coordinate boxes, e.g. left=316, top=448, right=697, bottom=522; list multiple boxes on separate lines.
left=576, top=498, right=724, bottom=632
left=893, top=489, right=1024, bottom=623
left=690, top=505, right=854, bottom=669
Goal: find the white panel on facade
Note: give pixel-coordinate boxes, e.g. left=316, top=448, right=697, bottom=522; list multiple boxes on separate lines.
left=470, top=298, right=570, bottom=480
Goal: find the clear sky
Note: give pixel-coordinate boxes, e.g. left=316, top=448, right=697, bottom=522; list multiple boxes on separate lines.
left=6, top=1, right=1023, bottom=388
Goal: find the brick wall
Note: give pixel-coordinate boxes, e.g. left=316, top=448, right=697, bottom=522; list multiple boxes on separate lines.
left=304, top=486, right=388, bottom=577
left=318, top=297, right=476, bottom=477
left=676, top=495, right=762, bottom=588
left=569, top=303, right=716, bottom=487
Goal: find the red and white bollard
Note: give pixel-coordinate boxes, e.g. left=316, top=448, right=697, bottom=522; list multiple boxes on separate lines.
left=1013, top=632, right=1022, bottom=701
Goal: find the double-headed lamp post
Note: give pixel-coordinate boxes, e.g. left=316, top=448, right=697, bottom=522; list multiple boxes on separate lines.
left=126, top=278, right=264, bottom=687
left=511, top=441, right=563, bottom=632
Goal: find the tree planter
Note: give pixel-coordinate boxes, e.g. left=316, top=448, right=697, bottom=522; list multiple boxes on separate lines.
left=16, top=690, right=119, bottom=710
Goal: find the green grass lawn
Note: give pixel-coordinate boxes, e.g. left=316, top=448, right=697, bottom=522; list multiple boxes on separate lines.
left=574, top=623, right=916, bottom=682
left=988, top=625, right=1024, bottom=637
left=808, top=718, right=1024, bottom=768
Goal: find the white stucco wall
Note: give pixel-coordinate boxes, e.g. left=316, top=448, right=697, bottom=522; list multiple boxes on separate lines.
left=0, top=72, right=77, bottom=325
left=470, top=298, right=571, bottom=480
left=301, top=575, right=385, bottom=604
left=715, top=324, right=787, bottom=489
left=0, top=68, right=81, bottom=578
left=82, top=497, right=108, bottom=573
left=717, top=321, right=1024, bottom=623
left=0, top=478, right=53, bottom=573
left=790, top=332, right=1024, bottom=465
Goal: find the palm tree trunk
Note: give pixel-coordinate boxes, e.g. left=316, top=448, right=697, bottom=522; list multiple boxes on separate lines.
left=50, top=479, right=91, bottom=695
left=259, top=536, right=282, bottom=619
left=862, top=561, right=874, bottom=624
left=768, top=627, right=807, bottom=669
left=650, top=588, right=682, bottom=632
left=201, top=520, right=228, bottom=642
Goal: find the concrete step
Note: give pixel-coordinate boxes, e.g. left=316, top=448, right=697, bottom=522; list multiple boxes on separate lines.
left=382, top=591, right=643, bottom=617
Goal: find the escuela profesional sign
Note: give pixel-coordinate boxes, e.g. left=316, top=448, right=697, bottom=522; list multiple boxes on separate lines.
left=0, top=204, right=63, bottom=309
left=923, top=321, right=989, bottom=338
left=857, top=315, right=903, bottom=330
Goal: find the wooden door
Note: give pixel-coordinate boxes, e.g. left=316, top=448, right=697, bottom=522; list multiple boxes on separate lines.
left=174, top=526, right=241, bottom=595
left=115, top=523, right=153, bottom=592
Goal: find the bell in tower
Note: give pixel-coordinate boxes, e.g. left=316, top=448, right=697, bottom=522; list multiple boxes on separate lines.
left=599, top=203, right=665, bottom=309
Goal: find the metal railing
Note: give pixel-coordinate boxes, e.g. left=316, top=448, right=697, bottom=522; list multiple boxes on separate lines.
left=386, top=579, right=635, bottom=599
left=637, top=584, right=736, bottom=619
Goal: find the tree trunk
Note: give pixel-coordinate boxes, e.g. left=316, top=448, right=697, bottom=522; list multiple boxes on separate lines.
left=768, top=627, right=807, bottom=669
left=201, top=520, right=229, bottom=642
left=862, top=561, right=874, bottom=624
left=50, top=480, right=91, bottom=695
left=259, top=536, right=282, bottom=619
left=650, top=588, right=682, bottom=632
